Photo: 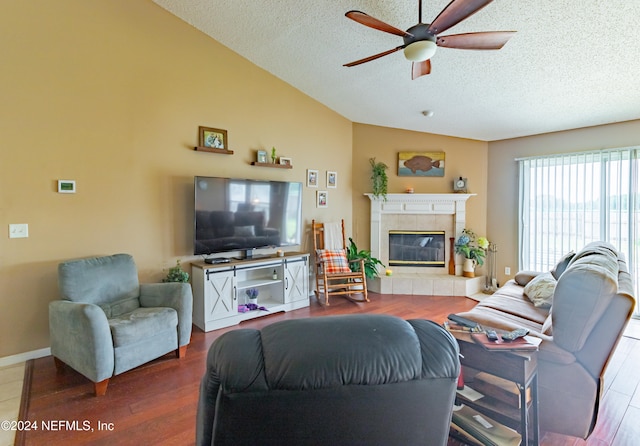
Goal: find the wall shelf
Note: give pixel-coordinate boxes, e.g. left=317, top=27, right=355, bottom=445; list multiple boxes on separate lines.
left=194, top=146, right=234, bottom=155
left=251, top=162, right=292, bottom=169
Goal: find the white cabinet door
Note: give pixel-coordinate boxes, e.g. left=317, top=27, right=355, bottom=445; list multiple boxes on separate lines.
left=284, top=256, right=308, bottom=303
left=204, top=268, right=236, bottom=320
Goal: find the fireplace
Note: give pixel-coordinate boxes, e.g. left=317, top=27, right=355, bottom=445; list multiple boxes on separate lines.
left=388, top=230, right=445, bottom=267
left=365, top=194, right=483, bottom=298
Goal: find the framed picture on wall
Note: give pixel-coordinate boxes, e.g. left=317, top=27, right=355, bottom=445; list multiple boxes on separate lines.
left=307, top=169, right=319, bottom=187
left=257, top=150, right=268, bottom=163
left=397, top=151, right=445, bottom=177
left=317, top=190, right=328, bottom=208
left=199, top=126, right=228, bottom=150
left=327, top=171, right=337, bottom=188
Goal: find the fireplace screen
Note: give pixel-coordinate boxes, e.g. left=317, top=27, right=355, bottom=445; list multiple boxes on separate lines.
left=388, top=230, right=446, bottom=267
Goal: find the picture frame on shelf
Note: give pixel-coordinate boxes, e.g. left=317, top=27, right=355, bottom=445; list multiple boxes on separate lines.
left=327, top=171, right=337, bottom=188
left=280, top=157, right=292, bottom=167
left=307, top=169, right=319, bottom=187
left=317, top=190, right=328, bottom=208
left=257, top=150, right=267, bottom=164
left=199, top=126, right=228, bottom=150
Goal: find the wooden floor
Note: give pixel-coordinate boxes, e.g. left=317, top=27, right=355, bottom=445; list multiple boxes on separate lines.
left=16, top=293, right=640, bottom=446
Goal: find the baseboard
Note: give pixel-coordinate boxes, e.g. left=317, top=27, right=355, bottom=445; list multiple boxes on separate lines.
left=0, top=347, right=51, bottom=368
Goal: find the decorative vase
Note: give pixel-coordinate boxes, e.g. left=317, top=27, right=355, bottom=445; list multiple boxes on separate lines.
left=245, top=288, right=259, bottom=304
left=463, top=258, right=477, bottom=278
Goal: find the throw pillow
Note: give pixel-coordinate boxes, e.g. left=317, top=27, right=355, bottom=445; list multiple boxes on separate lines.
left=523, top=272, right=557, bottom=308
left=550, top=251, right=576, bottom=280
left=316, top=249, right=352, bottom=274
left=234, top=225, right=255, bottom=237
left=514, top=270, right=541, bottom=286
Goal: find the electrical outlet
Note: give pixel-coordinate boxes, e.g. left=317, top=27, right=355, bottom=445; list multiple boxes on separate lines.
left=9, top=223, right=29, bottom=239
left=504, top=266, right=511, bottom=276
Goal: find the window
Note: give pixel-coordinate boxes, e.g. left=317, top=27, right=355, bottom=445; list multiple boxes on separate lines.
left=518, top=148, right=639, bottom=316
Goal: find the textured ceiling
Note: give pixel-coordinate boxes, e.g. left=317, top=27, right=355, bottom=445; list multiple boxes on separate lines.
left=153, top=0, right=640, bottom=141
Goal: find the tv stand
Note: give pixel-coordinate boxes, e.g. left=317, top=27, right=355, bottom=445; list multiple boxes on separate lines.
left=233, top=253, right=271, bottom=261
left=191, top=252, right=310, bottom=331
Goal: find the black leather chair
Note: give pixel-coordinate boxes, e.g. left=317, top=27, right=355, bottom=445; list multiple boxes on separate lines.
left=196, top=314, right=460, bottom=446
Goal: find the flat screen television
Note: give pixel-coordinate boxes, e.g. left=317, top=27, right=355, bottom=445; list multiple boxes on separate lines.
left=194, top=176, right=303, bottom=258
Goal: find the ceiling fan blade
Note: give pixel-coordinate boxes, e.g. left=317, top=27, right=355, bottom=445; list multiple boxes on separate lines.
left=429, top=0, right=493, bottom=35
left=437, top=31, right=516, bottom=50
left=345, top=10, right=413, bottom=38
left=344, top=46, right=405, bottom=67
left=411, top=60, right=432, bottom=79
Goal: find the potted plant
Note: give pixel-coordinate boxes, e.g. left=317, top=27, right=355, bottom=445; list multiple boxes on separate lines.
left=346, top=237, right=385, bottom=279
left=369, top=158, right=388, bottom=200
left=454, top=229, right=490, bottom=277
left=163, top=260, right=189, bottom=283
left=245, top=288, right=259, bottom=304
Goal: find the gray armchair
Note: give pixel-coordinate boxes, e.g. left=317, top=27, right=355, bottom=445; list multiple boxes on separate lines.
left=49, top=254, right=193, bottom=396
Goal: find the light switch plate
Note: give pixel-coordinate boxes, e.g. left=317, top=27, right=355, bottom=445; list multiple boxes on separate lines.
left=9, top=224, right=28, bottom=238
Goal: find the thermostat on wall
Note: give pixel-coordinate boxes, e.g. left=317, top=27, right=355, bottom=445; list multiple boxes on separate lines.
left=58, top=180, right=76, bottom=193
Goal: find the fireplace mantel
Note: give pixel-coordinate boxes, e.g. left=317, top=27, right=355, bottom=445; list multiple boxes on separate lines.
left=365, top=193, right=475, bottom=214
left=365, top=193, right=475, bottom=264
left=364, top=193, right=481, bottom=297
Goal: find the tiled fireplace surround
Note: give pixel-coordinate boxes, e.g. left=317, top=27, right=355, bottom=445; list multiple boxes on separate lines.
left=366, top=193, right=483, bottom=298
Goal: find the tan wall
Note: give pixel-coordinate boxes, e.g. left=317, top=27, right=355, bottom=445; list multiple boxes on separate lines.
left=0, top=0, right=353, bottom=358
left=352, top=123, right=489, bottom=253
left=487, top=120, right=640, bottom=286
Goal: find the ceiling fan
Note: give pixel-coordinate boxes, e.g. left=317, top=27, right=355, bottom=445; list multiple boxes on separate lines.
left=343, top=0, right=515, bottom=79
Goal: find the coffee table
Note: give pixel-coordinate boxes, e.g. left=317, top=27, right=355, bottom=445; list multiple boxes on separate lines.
left=452, top=331, right=540, bottom=446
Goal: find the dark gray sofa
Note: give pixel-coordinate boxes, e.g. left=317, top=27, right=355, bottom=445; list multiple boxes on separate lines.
left=457, top=241, right=635, bottom=438
left=196, top=314, right=460, bottom=446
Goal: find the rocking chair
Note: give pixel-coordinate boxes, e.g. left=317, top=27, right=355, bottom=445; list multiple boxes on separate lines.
left=312, top=220, right=369, bottom=305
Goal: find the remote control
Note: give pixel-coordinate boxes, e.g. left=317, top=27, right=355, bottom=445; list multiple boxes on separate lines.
left=485, top=330, right=499, bottom=341
left=502, top=328, right=529, bottom=341
left=447, top=314, right=480, bottom=329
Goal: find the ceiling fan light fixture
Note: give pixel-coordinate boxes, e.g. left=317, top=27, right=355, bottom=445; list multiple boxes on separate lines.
left=403, top=40, right=437, bottom=62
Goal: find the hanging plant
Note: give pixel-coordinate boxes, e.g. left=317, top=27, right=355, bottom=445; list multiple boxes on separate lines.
left=369, top=158, right=389, bottom=200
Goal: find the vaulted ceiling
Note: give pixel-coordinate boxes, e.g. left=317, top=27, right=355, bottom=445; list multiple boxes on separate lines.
left=154, top=0, right=640, bottom=141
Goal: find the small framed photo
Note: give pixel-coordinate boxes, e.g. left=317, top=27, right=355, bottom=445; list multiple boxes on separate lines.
left=307, top=169, right=319, bottom=187
left=327, top=171, right=337, bottom=188
left=279, top=157, right=292, bottom=166
left=199, top=126, right=228, bottom=150
left=317, top=190, right=328, bottom=208
left=257, top=150, right=267, bottom=163
left=58, top=180, right=76, bottom=194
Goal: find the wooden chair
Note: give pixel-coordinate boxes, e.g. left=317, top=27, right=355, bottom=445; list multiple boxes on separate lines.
left=312, top=220, right=369, bottom=305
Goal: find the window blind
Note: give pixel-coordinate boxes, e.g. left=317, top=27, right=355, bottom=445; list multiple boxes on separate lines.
left=518, top=147, right=639, bottom=315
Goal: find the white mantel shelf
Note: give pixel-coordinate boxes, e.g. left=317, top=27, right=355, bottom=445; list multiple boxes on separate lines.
left=365, top=193, right=476, bottom=214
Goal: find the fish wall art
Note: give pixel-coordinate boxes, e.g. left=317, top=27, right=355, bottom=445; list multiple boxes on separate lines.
left=397, top=151, right=445, bottom=177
